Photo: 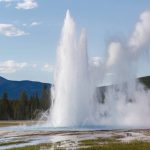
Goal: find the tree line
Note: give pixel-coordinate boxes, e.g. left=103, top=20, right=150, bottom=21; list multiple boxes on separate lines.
left=0, top=84, right=51, bottom=120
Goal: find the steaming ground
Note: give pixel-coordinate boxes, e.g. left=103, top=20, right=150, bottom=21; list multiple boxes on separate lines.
left=94, top=10, right=150, bottom=128
left=46, top=10, right=150, bottom=128
left=1, top=124, right=150, bottom=149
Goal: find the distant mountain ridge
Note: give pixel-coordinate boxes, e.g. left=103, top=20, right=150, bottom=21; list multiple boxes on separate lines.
left=0, top=76, right=51, bottom=99
left=0, top=76, right=149, bottom=100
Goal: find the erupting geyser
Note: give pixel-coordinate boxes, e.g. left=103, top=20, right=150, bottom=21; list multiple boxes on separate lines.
left=47, top=10, right=150, bottom=128
left=48, top=10, right=95, bottom=127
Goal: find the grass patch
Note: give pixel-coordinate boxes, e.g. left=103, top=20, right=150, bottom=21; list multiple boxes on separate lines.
left=9, top=143, right=51, bottom=150
left=0, top=141, right=26, bottom=146
left=80, top=137, right=117, bottom=146
left=9, top=143, right=65, bottom=150
left=0, top=122, right=20, bottom=127
left=0, top=121, right=40, bottom=127
left=7, top=140, right=150, bottom=150
left=79, top=140, right=150, bottom=150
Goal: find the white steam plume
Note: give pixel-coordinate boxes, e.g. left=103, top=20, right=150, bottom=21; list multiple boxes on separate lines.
left=97, top=10, right=150, bottom=128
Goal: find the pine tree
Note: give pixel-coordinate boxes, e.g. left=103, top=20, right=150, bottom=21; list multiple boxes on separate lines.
left=0, top=92, right=11, bottom=120
left=41, top=84, right=50, bottom=110
left=18, top=91, right=28, bottom=120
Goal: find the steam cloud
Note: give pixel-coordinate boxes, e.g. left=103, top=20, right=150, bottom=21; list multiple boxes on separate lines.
left=94, top=10, right=150, bottom=128
left=47, top=10, right=150, bottom=128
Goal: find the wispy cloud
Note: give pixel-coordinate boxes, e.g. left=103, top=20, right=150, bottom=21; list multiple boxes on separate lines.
left=0, top=0, right=16, bottom=7
left=16, top=0, right=38, bottom=10
left=22, top=21, right=41, bottom=27
left=0, top=0, right=13, bottom=1
left=0, top=24, right=28, bottom=37
left=0, top=0, right=14, bottom=3
left=22, top=23, right=27, bottom=26
left=31, top=63, right=37, bottom=68
left=30, top=21, right=41, bottom=26
left=0, top=0, right=38, bottom=9
left=42, top=64, right=54, bottom=73
left=0, top=60, right=27, bottom=74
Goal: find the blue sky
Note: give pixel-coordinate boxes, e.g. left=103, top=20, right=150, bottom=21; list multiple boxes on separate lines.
left=0, top=0, right=150, bottom=83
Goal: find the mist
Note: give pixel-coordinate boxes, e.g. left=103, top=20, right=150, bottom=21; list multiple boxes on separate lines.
left=47, top=10, right=150, bottom=128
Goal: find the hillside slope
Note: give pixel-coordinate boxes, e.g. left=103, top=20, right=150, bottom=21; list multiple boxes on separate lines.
left=139, top=76, right=150, bottom=89
left=0, top=76, right=51, bottom=99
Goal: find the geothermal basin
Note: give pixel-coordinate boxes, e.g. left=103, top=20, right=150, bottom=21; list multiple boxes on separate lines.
left=1, top=10, right=150, bottom=149
left=1, top=123, right=150, bottom=149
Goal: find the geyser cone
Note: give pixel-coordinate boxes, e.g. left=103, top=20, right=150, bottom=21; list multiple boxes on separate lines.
left=49, top=11, right=93, bottom=127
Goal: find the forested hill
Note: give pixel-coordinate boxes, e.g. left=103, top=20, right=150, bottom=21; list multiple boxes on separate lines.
left=0, top=75, right=149, bottom=100
left=0, top=76, right=51, bottom=99
left=0, top=76, right=149, bottom=120
left=139, top=76, right=150, bottom=89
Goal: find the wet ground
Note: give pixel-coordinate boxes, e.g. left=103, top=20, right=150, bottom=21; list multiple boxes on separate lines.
left=0, top=122, right=150, bottom=149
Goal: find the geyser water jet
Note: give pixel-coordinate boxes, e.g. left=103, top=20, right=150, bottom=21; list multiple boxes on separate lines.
left=47, top=10, right=150, bottom=128
left=48, top=10, right=95, bottom=127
